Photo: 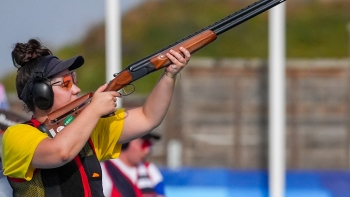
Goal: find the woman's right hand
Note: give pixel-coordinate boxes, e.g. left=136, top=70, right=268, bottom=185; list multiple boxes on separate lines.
left=88, top=84, right=121, bottom=116
left=32, top=84, right=121, bottom=168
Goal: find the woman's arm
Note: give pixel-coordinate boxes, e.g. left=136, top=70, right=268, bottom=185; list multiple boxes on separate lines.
left=31, top=85, right=120, bottom=168
left=119, top=47, right=190, bottom=143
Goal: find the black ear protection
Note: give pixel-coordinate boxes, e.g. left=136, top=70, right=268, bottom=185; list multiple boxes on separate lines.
left=31, top=56, right=55, bottom=110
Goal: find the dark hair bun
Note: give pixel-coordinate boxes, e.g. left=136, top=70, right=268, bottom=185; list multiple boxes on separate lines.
left=11, top=39, right=52, bottom=68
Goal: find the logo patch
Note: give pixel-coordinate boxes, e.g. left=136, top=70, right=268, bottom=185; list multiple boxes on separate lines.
left=57, top=126, right=65, bottom=133
left=49, top=129, right=56, bottom=138
left=63, top=115, right=74, bottom=126
left=92, top=173, right=100, bottom=178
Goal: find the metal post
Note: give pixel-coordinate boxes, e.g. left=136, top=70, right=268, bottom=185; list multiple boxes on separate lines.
left=268, top=2, right=286, bottom=197
left=105, top=0, right=122, bottom=107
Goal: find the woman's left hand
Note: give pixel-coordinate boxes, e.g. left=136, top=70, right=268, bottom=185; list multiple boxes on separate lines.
left=119, top=47, right=191, bottom=143
left=165, top=47, right=191, bottom=77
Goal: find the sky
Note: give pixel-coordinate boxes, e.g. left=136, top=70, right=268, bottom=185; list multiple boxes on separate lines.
left=0, top=0, right=142, bottom=79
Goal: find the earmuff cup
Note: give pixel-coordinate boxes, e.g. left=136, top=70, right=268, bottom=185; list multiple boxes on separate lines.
left=31, top=56, right=56, bottom=110
left=31, top=81, right=54, bottom=110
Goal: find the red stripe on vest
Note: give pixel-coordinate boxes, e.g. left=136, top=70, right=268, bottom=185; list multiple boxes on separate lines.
left=111, top=186, right=122, bottom=197
left=7, top=177, right=26, bottom=182
left=29, top=117, right=41, bottom=127
left=74, top=156, right=92, bottom=197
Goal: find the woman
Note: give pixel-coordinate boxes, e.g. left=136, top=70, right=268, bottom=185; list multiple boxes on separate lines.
left=2, top=39, right=190, bottom=197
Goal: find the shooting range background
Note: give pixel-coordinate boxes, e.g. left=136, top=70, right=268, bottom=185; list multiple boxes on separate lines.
left=1, top=0, right=350, bottom=196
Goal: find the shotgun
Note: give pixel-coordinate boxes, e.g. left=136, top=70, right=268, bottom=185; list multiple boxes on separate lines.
left=39, top=0, right=287, bottom=138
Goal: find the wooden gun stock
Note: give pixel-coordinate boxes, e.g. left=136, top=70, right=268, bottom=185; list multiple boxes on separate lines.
left=149, top=30, right=217, bottom=70
left=40, top=93, right=93, bottom=138
left=41, top=0, right=286, bottom=137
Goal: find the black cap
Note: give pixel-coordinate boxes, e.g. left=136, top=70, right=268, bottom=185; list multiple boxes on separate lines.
left=44, top=55, right=84, bottom=78
left=142, top=133, right=161, bottom=140
left=121, top=132, right=161, bottom=151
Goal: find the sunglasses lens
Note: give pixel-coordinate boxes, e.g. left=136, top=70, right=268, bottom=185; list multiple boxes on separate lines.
left=50, top=71, right=77, bottom=91
left=62, top=75, right=73, bottom=90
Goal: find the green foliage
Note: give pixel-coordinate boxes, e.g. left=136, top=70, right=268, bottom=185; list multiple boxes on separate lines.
left=1, top=0, right=349, bottom=95
left=286, top=1, right=349, bottom=58
left=1, top=72, right=16, bottom=93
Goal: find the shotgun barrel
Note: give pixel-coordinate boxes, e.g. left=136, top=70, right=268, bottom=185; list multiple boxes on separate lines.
left=119, top=0, right=285, bottom=75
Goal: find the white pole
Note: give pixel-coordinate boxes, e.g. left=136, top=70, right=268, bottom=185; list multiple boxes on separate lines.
left=268, top=2, right=286, bottom=197
left=105, top=0, right=122, bottom=107
left=167, top=139, right=183, bottom=169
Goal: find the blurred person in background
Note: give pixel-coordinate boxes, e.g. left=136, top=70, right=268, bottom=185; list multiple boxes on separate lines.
left=2, top=38, right=189, bottom=197
left=0, top=84, right=12, bottom=197
left=102, top=133, right=165, bottom=197
left=0, top=130, right=12, bottom=197
left=0, top=84, right=9, bottom=110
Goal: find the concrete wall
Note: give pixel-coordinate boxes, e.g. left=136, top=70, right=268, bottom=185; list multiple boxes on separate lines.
left=159, top=58, right=350, bottom=169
